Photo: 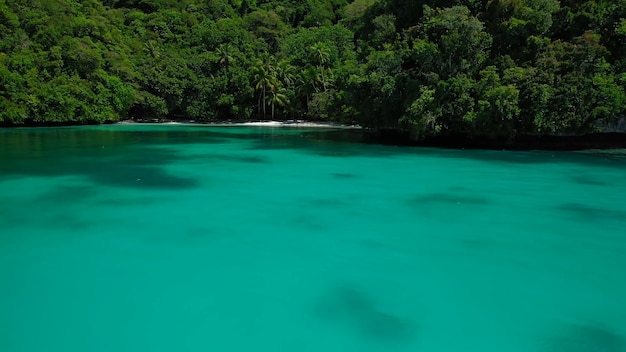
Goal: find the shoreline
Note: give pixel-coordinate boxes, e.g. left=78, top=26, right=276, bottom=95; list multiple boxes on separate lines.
left=3, top=118, right=626, bottom=151
left=117, top=119, right=362, bottom=129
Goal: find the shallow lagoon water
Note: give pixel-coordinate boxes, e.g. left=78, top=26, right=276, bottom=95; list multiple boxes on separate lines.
left=1, top=125, right=625, bottom=352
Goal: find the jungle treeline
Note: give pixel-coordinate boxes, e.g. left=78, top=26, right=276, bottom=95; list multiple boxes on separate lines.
left=1, top=0, right=625, bottom=138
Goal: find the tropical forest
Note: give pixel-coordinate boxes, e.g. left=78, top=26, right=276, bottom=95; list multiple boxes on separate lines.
left=3, top=2, right=626, bottom=350
left=1, top=0, right=625, bottom=139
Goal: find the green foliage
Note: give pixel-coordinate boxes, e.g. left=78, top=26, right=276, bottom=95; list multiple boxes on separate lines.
left=0, top=0, right=624, bottom=138
left=419, top=6, right=492, bottom=78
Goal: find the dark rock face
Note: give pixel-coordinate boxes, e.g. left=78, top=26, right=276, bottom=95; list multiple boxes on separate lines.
left=597, top=117, right=626, bottom=134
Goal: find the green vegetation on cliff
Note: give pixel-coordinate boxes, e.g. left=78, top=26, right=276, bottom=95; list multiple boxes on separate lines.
left=1, top=0, right=625, bottom=138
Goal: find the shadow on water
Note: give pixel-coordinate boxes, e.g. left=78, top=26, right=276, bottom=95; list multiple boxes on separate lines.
left=410, top=192, right=489, bottom=206
left=1, top=205, right=94, bottom=231
left=245, top=129, right=393, bottom=157
left=93, top=195, right=166, bottom=207
left=577, top=149, right=626, bottom=161
left=304, top=197, right=347, bottom=207
left=331, top=172, right=358, bottom=179
left=290, top=214, right=327, bottom=231
left=314, top=284, right=414, bottom=343
left=239, top=128, right=626, bottom=169
left=0, top=127, right=226, bottom=189
left=0, top=126, right=282, bottom=190
left=546, top=323, right=625, bottom=352
left=90, top=164, right=199, bottom=189
left=2, top=182, right=99, bottom=231
left=188, top=153, right=269, bottom=164
left=571, top=175, right=612, bottom=186
left=458, top=238, right=493, bottom=250
left=2, top=126, right=625, bottom=188
left=47, top=213, right=93, bottom=230
left=556, top=203, right=626, bottom=224
left=36, top=185, right=98, bottom=204
left=287, top=196, right=353, bottom=230
left=142, top=226, right=218, bottom=246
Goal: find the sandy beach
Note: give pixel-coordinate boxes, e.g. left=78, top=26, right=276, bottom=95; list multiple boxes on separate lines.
left=118, top=119, right=361, bottom=129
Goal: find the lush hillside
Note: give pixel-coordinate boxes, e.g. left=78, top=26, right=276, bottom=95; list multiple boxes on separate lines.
left=1, top=0, right=625, bottom=138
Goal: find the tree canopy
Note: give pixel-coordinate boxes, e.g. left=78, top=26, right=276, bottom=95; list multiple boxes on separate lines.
left=1, top=0, right=625, bottom=138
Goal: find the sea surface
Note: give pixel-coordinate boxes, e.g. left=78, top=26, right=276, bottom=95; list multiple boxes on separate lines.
left=1, top=125, right=625, bottom=352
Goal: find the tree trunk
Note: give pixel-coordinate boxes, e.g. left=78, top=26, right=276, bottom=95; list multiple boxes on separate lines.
left=262, top=85, right=266, bottom=118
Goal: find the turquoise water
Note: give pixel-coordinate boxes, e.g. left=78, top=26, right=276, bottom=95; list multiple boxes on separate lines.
left=1, top=125, right=625, bottom=352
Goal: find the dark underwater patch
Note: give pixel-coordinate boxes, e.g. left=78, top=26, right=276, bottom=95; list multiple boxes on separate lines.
left=233, top=155, right=267, bottom=163
left=547, top=323, right=625, bottom=352
left=36, top=185, right=98, bottom=204
left=144, top=226, right=217, bottom=245
left=196, top=154, right=269, bottom=164
left=459, top=238, right=491, bottom=249
left=410, top=192, right=488, bottom=206
left=246, top=129, right=421, bottom=158
left=48, top=213, right=93, bottom=230
left=290, top=214, right=327, bottom=231
left=94, top=196, right=165, bottom=207
left=91, top=165, right=199, bottom=189
left=332, top=172, right=358, bottom=179
left=0, top=129, right=203, bottom=191
left=306, top=198, right=346, bottom=207
left=557, top=203, right=626, bottom=223
left=314, top=284, right=414, bottom=343
left=571, top=175, right=610, bottom=186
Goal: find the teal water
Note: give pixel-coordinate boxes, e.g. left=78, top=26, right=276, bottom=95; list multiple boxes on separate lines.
left=1, top=125, right=625, bottom=352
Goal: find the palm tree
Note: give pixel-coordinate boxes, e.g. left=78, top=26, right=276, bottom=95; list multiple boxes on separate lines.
left=215, top=44, right=235, bottom=68
left=267, top=86, right=289, bottom=120
left=297, top=66, right=318, bottom=104
left=144, top=40, right=160, bottom=59
left=274, top=60, right=298, bottom=117
left=296, top=66, right=328, bottom=116
left=252, top=62, right=268, bottom=118
left=311, top=42, right=330, bottom=66
left=252, top=56, right=278, bottom=118
left=310, top=42, right=330, bottom=91
left=275, top=60, right=296, bottom=88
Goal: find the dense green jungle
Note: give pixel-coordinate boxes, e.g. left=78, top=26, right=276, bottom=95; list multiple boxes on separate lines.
left=1, top=0, right=625, bottom=140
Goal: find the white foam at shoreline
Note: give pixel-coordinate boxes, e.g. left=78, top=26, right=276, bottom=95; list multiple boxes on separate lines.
left=238, top=120, right=358, bottom=128
left=119, top=120, right=361, bottom=129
